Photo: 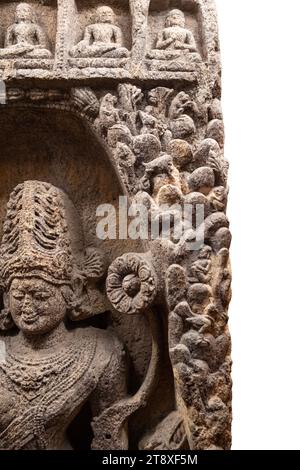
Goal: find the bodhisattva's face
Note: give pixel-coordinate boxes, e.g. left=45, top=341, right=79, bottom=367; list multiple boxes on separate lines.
left=166, top=11, right=185, bottom=28
left=148, top=91, right=158, bottom=105
left=9, top=277, right=67, bottom=336
left=107, top=93, right=117, bottom=105
left=16, top=4, right=33, bottom=22
left=97, top=7, right=114, bottom=24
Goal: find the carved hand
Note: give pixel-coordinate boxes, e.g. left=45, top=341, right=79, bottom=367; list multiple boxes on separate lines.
left=174, top=40, right=185, bottom=50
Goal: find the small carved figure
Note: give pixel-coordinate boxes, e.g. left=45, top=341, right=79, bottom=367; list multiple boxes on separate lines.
left=114, top=142, right=136, bottom=192
left=169, top=91, right=198, bottom=120
left=145, top=87, right=174, bottom=120
left=168, top=92, right=198, bottom=139
left=0, top=181, right=127, bottom=450
left=0, top=3, right=52, bottom=59
left=99, top=93, right=120, bottom=129
left=148, top=9, right=198, bottom=60
left=141, top=153, right=182, bottom=198
left=189, top=246, right=212, bottom=284
left=138, top=111, right=161, bottom=139
left=117, top=84, right=143, bottom=135
left=70, top=6, right=129, bottom=59
left=207, top=186, right=228, bottom=212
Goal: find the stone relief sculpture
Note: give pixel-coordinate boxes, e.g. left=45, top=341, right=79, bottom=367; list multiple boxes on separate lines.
left=0, top=0, right=231, bottom=451
left=0, top=181, right=127, bottom=449
left=0, top=3, right=52, bottom=59
left=148, top=9, right=198, bottom=59
left=70, top=6, right=129, bottom=59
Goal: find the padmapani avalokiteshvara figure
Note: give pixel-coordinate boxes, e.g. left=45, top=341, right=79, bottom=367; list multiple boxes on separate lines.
left=0, top=3, right=52, bottom=59
left=70, top=6, right=129, bottom=59
left=0, top=181, right=127, bottom=450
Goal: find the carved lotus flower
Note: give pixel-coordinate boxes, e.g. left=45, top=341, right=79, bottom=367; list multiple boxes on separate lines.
left=106, top=254, right=157, bottom=315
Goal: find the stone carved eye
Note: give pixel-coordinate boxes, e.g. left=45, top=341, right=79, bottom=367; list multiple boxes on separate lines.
left=33, top=291, right=51, bottom=301
left=11, top=291, right=25, bottom=301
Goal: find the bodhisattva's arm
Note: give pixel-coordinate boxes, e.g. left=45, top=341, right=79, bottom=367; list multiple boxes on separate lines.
left=35, top=26, right=47, bottom=48
left=156, top=31, right=175, bottom=49
left=83, top=25, right=94, bottom=45
left=5, top=26, right=15, bottom=48
left=90, top=338, right=128, bottom=449
left=113, top=26, right=124, bottom=46
left=184, top=31, right=197, bottom=52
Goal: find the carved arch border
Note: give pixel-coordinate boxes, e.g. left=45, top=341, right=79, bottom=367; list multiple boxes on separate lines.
left=0, top=93, right=129, bottom=196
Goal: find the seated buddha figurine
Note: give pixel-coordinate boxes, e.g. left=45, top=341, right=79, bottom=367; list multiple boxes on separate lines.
left=0, top=181, right=127, bottom=450
left=70, top=6, right=129, bottom=59
left=0, top=3, right=52, bottom=59
left=148, top=9, right=199, bottom=60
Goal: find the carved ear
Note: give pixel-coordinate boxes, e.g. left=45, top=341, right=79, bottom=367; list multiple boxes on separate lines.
left=65, top=276, right=90, bottom=321
left=2, top=291, right=8, bottom=309
left=66, top=249, right=108, bottom=321
left=84, top=248, right=106, bottom=281
left=0, top=292, right=14, bottom=331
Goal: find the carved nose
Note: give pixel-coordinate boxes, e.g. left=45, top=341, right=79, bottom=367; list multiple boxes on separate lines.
left=22, top=294, right=33, bottom=311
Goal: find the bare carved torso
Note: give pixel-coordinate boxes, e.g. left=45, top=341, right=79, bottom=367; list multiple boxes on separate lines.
left=87, top=23, right=121, bottom=45
left=7, top=23, right=42, bottom=46
left=160, top=26, right=195, bottom=50
left=0, top=328, right=122, bottom=450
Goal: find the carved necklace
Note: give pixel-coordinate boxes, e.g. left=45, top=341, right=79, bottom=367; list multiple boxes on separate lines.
left=0, top=330, right=99, bottom=449
left=0, top=333, right=88, bottom=401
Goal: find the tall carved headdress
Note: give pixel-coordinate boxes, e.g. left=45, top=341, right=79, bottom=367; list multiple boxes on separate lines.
left=0, top=181, right=79, bottom=288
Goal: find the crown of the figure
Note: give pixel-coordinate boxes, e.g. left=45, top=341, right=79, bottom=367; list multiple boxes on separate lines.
left=0, top=181, right=74, bottom=288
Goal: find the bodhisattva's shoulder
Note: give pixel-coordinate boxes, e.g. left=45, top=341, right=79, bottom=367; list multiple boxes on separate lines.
left=89, top=23, right=102, bottom=30
left=95, top=326, right=123, bottom=352
left=0, top=334, right=7, bottom=355
left=77, top=326, right=125, bottom=365
left=111, top=24, right=122, bottom=33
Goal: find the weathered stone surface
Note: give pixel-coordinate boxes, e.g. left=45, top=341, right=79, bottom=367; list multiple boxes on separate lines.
left=0, top=0, right=231, bottom=450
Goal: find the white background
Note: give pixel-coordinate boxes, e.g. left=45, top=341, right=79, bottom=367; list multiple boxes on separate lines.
left=215, top=0, right=300, bottom=449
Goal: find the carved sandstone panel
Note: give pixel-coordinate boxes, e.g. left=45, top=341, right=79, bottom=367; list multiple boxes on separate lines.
left=0, top=0, right=231, bottom=451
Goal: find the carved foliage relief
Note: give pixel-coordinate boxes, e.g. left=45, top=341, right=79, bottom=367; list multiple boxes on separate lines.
left=0, top=0, right=231, bottom=451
